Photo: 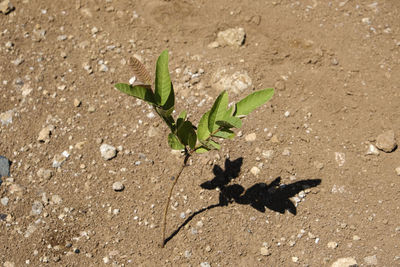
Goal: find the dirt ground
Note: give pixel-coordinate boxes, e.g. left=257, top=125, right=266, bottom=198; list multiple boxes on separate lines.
left=1, top=0, right=400, bottom=266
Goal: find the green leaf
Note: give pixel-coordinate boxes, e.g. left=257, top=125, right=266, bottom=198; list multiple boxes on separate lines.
left=115, top=83, right=156, bottom=105
left=212, top=129, right=235, bottom=139
left=195, top=147, right=210, bottom=154
left=177, top=121, right=197, bottom=149
left=235, top=88, right=274, bottom=117
left=168, top=133, right=185, bottom=150
left=197, top=111, right=211, bottom=141
left=155, top=50, right=172, bottom=106
left=162, top=83, right=175, bottom=111
left=208, top=91, right=229, bottom=132
left=216, top=116, right=242, bottom=129
left=178, top=110, right=187, bottom=120
left=200, top=140, right=221, bottom=150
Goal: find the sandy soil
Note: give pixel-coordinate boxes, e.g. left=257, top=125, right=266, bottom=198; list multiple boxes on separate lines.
left=1, top=0, right=400, bottom=266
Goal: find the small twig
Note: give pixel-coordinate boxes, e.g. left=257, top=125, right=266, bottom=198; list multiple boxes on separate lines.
left=161, top=152, right=190, bottom=248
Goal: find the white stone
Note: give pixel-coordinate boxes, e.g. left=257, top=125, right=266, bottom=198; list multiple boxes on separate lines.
left=38, top=125, right=54, bottom=142
left=250, top=166, right=260, bottom=176
left=395, top=167, right=400, bottom=176
left=260, top=247, right=270, bottom=256
left=212, top=68, right=252, bottom=94
left=0, top=110, right=13, bottom=125
left=245, top=133, right=256, bottom=142
left=51, top=195, right=63, bottom=205
left=262, top=150, right=274, bottom=159
left=284, top=111, right=290, bottom=117
left=335, top=152, right=345, bottom=167
left=216, top=27, right=246, bottom=47
left=100, top=144, right=117, bottom=160
left=331, top=257, right=357, bottom=267
left=366, top=144, right=379, bottom=155
left=112, top=181, right=124, bottom=191
left=327, top=241, right=338, bottom=249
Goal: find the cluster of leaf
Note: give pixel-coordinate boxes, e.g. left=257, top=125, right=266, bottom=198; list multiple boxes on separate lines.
left=115, top=50, right=274, bottom=154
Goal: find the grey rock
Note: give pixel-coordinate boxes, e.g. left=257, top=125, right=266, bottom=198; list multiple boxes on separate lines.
left=216, top=27, right=246, bottom=47
left=31, top=200, right=43, bottom=215
left=100, top=144, right=117, bottom=160
left=112, top=181, right=124, bottom=191
left=1, top=197, right=9, bottom=206
left=376, top=130, right=397, bottom=152
left=0, top=156, right=10, bottom=178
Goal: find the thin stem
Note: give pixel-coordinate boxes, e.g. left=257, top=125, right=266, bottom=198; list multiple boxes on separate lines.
left=161, top=152, right=190, bottom=248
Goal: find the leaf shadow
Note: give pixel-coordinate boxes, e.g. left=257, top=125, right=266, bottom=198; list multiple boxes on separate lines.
left=163, top=157, right=322, bottom=246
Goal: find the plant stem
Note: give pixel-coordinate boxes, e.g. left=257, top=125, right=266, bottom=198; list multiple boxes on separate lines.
left=161, top=153, right=190, bottom=248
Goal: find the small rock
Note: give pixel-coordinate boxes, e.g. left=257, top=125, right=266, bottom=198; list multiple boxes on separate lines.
left=270, top=135, right=279, bottom=143
left=99, top=64, right=108, bottom=72
left=331, top=257, right=357, bottom=267
left=31, top=200, right=43, bottom=215
left=216, top=27, right=246, bottom=47
left=0, top=110, right=13, bottom=125
left=352, top=235, right=361, bottom=241
left=250, top=166, right=260, bottom=176
left=51, top=195, right=63, bottom=204
left=200, top=262, right=211, bottom=267
left=284, top=111, right=290, bottom=117
left=148, top=126, right=160, bottom=137
left=395, top=167, right=400, bottom=176
left=3, top=261, right=15, bottom=267
left=376, top=130, right=397, bottom=152
left=207, top=41, right=220, bottom=49
left=262, top=150, right=274, bottom=159
left=245, top=133, right=256, bottom=142
left=335, top=152, right=345, bottom=167
left=292, top=257, right=299, bottom=263
left=314, top=161, right=324, bottom=170
left=205, top=245, right=212, bottom=252
left=73, top=99, right=81, bottom=107
left=366, top=144, right=379, bottom=155
left=100, top=144, right=117, bottom=160
left=260, top=247, right=271, bottom=256
left=38, top=125, right=55, bottom=143
left=364, top=255, right=378, bottom=266
left=0, top=156, right=11, bottom=178
left=184, top=250, right=191, bottom=258
left=1, top=197, right=9, bottom=206
left=112, top=181, right=124, bottom=192
left=52, top=153, right=67, bottom=168
left=37, top=168, right=53, bottom=180
left=327, top=241, right=338, bottom=249
left=212, top=69, right=252, bottom=94
left=282, top=148, right=291, bottom=156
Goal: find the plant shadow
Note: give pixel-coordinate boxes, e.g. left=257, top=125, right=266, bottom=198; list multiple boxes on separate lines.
left=163, top=157, right=321, bottom=246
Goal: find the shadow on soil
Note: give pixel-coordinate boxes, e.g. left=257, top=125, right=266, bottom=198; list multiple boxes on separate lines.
left=164, top=157, right=321, bottom=246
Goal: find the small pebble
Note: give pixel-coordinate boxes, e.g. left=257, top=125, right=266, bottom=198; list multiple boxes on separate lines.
left=284, top=111, right=290, bottom=117
left=260, top=247, right=271, bottom=256
left=200, top=262, right=211, bottom=267
left=1, top=197, right=9, bottom=206
left=250, top=166, right=260, bottom=176
left=0, top=156, right=11, bottom=178
left=292, top=257, right=299, bottom=263
left=31, top=200, right=43, bottom=215
left=73, top=99, right=81, bottom=107
left=331, top=257, right=357, bottom=267
left=245, top=133, right=256, bottom=142
left=366, top=144, right=379, bottom=155
left=327, top=241, right=338, bottom=249
left=100, top=144, right=117, bottom=160
left=112, top=181, right=124, bottom=192
left=376, top=130, right=397, bottom=152
left=364, top=255, right=378, bottom=266
left=395, top=167, right=400, bottom=176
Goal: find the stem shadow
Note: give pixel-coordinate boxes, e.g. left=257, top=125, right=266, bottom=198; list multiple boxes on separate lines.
left=163, top=157, right=322, bottom=246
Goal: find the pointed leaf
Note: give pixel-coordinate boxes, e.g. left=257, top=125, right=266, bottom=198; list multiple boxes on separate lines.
left=178, top=110, right=187, bottom=120
left=195, top=147, right=210, bottom=154
left=208, top=91, right=229, bottom=132
left=162, top=83, right=175, bottom=111
left=168, top=133, right=185, bottom=150
left=212, top=129, right=235, bottom=139
left=216, top=116, right=242, bottom=129
left=177, top=121, right=197, bottom=149
left=197, top=111, right=211, bottom=141
left=235, top=88, right=274, bottom=117
left=200, top=140, right=221, bottom=150
left=155, top=50, right=172, bottom=106
left=115, top=83, right=156, bottom=105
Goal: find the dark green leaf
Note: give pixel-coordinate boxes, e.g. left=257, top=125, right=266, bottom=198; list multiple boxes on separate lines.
left=115, top=83, right=156, bottom=105
left=200, top=140, right=221, bottom=150
left=235, top=88, right=274, bottom=117
left=208, top=91, right=229, bottom=132
left=162, top=83, right=175, bottom=111
left=155, top=50, right=172, bottom=106
left=177, top=121, right=197, bottom=149
left=168, top=133, right=185, bottom=150
left=197, top=111, right=211, bottom=141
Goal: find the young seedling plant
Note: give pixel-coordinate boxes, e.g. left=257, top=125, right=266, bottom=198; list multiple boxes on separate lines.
left=115, top=50, right=274, bottom=248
